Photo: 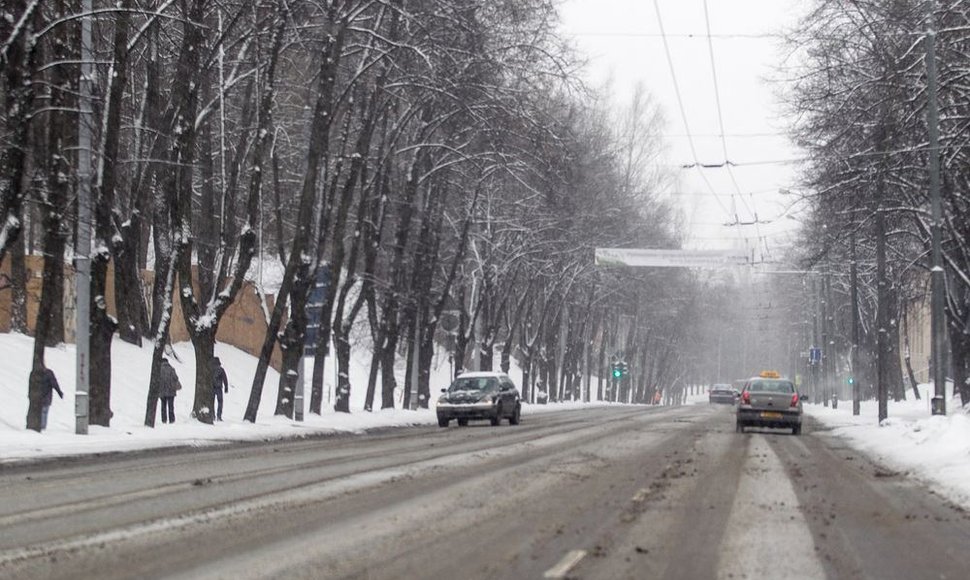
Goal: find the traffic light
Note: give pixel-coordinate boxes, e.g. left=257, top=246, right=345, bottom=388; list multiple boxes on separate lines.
left=611, top=361, right=629, bottom=379
left=847, top=376, right=855, bottom=386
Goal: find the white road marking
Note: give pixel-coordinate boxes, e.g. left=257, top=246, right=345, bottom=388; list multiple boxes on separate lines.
left=717, top=435, right=826, bottom=580
left=544, top=549, right=588, bottom=578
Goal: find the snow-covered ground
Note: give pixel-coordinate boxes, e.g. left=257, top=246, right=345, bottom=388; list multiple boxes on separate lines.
left=0, top=333, right=621, bottom=463
left=806, top=384, right=970, bottom=509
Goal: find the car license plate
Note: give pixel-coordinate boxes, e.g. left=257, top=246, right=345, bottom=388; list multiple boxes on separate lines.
left=760, top=412, right=783, bottom=419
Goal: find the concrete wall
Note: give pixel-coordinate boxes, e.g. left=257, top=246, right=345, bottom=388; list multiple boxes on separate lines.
left=1, top=255, right=282, bottom=370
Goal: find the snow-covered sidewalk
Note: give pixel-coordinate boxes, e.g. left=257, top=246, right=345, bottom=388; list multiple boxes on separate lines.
left=0, top=333, right=622, bottom=464
left=806, top=384, right=970, bottom=509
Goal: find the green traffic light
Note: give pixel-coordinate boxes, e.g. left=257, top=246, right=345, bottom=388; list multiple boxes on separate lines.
left=612, top=368, right=622, bottom=378
left=847, top=376, right=854, bottom=385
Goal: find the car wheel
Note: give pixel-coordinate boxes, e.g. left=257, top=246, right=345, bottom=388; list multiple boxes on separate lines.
left=437, top=417, right=449, bottom=428
left=509, top=405, right=521, bottom=425
left=490, top=404, right=502, bottom=426
left=792, top=425, right=801, bottom=435
left=457, top=418, right=468, bottom=427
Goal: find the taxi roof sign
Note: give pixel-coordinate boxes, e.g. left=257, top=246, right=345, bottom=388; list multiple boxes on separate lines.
left=759, top=370, right=781, bottom=378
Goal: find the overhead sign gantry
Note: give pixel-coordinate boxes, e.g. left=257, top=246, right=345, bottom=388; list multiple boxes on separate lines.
left=594, top=248, right=749, bottom=269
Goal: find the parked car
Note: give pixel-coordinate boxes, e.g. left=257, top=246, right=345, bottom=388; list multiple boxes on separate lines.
left=709, top=383, right=737, bottom=404
left=436, top=371, right=521, bottom=427
left=736, top=370, right=803, bottom=435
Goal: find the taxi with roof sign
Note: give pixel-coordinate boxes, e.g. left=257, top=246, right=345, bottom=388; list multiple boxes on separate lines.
left=736, top=370, right=803, bottom=435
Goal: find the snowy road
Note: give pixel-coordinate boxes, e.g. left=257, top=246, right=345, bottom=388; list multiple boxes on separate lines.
left=0, top=405, right=968, bottom=579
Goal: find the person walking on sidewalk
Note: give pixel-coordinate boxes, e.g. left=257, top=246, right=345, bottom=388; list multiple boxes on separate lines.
left=211, top=357, right=229, bottom=421
left=40, top=367, right=64, bottom=431
left=159, top=357, right=182, bottom=424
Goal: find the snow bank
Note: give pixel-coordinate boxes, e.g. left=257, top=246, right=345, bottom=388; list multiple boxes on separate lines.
left=0, top=333, right=626, bottom=464
left=806, top=384, right=970, bottom=509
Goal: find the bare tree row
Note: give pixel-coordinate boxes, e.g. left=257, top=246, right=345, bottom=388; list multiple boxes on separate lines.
left=1, top=0, right=696, bottom=431
left=783, top=0, right=970, bottom=406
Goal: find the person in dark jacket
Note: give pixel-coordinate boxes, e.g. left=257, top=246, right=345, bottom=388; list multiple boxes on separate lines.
left=211, top=357, right=229, bottom=421
left=40, top=367, right=64, bottom=431
left=159, top=357, right=182, bottom=424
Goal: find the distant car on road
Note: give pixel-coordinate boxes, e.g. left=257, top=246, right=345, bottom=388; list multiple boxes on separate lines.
left=709, top=384, right=737, bottom=404
left=736, top=371, right=802, bottom=435
left=436, top=372, right=521, bottom=427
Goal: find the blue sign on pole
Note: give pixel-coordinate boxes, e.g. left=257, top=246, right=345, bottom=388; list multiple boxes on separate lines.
left=304, top=265, right=331, bottom=356
left=809, top=347, right=822, bottom=364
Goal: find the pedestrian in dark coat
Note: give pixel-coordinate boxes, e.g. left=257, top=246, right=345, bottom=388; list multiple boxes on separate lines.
left=40, top=367, right=64, bottom=431
left=159, top=357, right=182, bottom=424
left=211, top=357, right=229, bottom=421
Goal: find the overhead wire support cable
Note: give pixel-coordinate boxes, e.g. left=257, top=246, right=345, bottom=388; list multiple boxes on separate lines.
left=651, top=0, right=733, bottom=221
left=565, top=31, right=788, bottom=39
left=701, top=0, right=766, bottom=261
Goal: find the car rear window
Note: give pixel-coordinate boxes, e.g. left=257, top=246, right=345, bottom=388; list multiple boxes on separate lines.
left=747, top=380, right=794, bottom=393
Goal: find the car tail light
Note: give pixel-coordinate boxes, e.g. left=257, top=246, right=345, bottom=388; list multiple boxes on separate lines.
left=741, top=391, right=750, bottom=405
left=791, top=393, right=799, bottom=407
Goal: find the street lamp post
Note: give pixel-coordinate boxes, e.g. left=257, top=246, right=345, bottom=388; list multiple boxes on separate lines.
left=850, top=232, right=861, bottom=415
left=75, top=0, right=94, bottom=435
left=924, top=0, right=947, bottom=415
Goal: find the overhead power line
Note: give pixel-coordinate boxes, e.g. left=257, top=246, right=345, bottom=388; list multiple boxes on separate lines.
left=680, top=157, right=805, bottom=168
left=702, top=0, right=767, bottom=262
left=651, top=0, right=732, bottom=220
left=564, top=31, right=786, bottom=40
left=665, top=132, right=788, bottom=139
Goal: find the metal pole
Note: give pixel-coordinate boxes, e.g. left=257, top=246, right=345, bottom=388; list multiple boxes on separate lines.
left=409, top=313, right=420, bottom=410
left=876, top=195, right=889, bottom=423
left=821, top=276, right=829, bottom=407
left=75, top=0, right=94, bottom=435
left=925, top=0, right=947, bottom=415
left=850, top=232, right=861, bottom=415
left=716, top=333, right=722, bottom=381
left=295, top=355, right=305, bottom=421
left=825, top=274, right=835, bottom=402
left=811, top=276, right=819, bottom=404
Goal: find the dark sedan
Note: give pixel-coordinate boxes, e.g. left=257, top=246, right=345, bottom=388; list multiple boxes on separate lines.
left=436, top=372, right=521, bottom=427
left=709, top=384, right=737, bottom=405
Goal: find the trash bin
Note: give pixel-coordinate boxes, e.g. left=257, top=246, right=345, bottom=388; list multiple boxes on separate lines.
left=831, top=394, right=838, bottom=409
left=931, top=396, right=945, bottom=415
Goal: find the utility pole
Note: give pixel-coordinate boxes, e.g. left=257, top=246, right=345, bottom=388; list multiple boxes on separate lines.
left=811, top=276, right=819, bottom=404
left=294, top=356, right=305, bottom=421
left=876, top=191, right=889, bottom=423
left=820, top=275, right=829, bottom=407
left=716, top=332, right=722, bottom=381
left=925, top=0, right=947, bottom=416
left=409, top=312, right=420, bottom=410
left=825, top=274, right=836, bottom=401
left=75, top=0, right=94, bottom=435
left=850, top=232, right=861, bottom=415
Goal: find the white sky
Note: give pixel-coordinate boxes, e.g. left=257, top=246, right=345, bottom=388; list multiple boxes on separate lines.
left=559, top=0, right=809, bottom=259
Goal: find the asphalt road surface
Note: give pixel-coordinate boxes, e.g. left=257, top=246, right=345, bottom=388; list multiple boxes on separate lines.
left=1, top=404, right=968, bottom=580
